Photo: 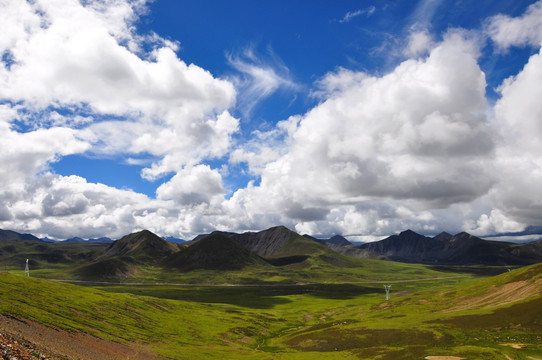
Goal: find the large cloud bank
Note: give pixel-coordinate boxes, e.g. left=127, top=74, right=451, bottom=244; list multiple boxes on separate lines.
left=0, top=0, right=541, bottom=240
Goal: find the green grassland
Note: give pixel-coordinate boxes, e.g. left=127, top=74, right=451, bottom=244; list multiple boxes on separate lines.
left=2, top=261, right=541, bottom=359
left=14, top=241, right=479, bottom=285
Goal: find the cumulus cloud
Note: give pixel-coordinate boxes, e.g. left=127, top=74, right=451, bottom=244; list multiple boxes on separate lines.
left=403, top=29, right=434, bottom=57
left=489, top=47, right=542, bottom=226
left=0, top=0, right=238, bottom=238
left=1, top=0, right=541, bottom=242
left=0, top=0, right=237, bottom=181
left=0, top=171, right=225, bottom=240
left=224, top=31, right=496, bottom=237
left=0, top=105, right=90, bottom=190
left=229, top=115, right=300, bottom=175
left=156, top=165, right=225, bottom=206
left=486, top=0, right=542, bottom=50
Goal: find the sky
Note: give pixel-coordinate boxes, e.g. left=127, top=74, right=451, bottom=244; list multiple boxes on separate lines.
left=1, top=0, right=542, bottom=242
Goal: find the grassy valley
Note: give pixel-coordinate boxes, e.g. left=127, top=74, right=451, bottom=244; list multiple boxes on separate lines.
left=1, top=227, right=541, bottom=359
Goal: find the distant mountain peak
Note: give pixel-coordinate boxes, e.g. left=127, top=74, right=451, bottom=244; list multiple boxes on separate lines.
left=359, top=229, right=542, bottom=265
left=163, top=233, right=266, bottom=271
left=97, top=229, right=180, bottom=263
left=433, top=232, right=453, bottom=242
left=0, top=229, right=42, bottom=242
left=327, top=235, right=351, bottom=246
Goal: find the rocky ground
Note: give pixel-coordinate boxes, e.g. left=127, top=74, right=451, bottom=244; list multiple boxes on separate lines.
left=0, top=315, right=157, bottom=360
left=1, top=330, right=50, bottom=360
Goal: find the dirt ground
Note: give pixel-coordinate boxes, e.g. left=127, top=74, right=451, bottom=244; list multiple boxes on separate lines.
left=0, top=315, right=158, bottom=360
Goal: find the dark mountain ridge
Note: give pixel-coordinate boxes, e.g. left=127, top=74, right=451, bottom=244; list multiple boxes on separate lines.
left=359, top=230, right=542, bottom=265
left=163, top=233, right=268, bottom=271
left=64, top=237, right=113, bottom=244
left=0, top=229, right=42, bottom=242
left=231, top=225, right=299, bottom=257
left=3, top=227, right=542, bottom=278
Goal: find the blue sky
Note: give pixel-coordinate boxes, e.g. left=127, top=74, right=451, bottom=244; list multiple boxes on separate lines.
left=1, top=0, right=542, bottom=241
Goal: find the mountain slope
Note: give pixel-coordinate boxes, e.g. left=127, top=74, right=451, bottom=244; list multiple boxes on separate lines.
left=231, top=226, right=297, bottom=257
left=76, top=230, right=181, bottom=279
left=359, top=230, right=542, bottom=265
left=447, top=262, right=542, bottom=311
left=359, top=230, right=443, bottom=262
left=0, top=229, right=42, bottom=242
left=97, top=229, right=180, bottom=263
left=231, top=225, right=335, bottom=259
left=163, top=233, right=268, bottom=271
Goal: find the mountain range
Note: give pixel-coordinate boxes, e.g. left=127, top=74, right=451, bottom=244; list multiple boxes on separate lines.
left=1, top=227, right=542, bottom=280
left=358, top=229, right=542, bottom=265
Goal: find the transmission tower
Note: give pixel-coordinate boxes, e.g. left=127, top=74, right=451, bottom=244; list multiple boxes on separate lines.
left=384, top=284, right=391, bottom=301
left=24, top=259, right=29, bottom=277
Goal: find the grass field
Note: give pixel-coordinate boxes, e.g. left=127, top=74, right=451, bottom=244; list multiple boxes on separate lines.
left=1, top=261, right=541, bottom=359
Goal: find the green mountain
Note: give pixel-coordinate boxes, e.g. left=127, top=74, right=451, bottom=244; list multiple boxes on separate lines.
left=232, top=225, right=330, bottom=257
left=97, top=229, right=180, bottom=263
left=75, top=229, right=180, bottom=279
left=0, top=229, right=108, bottom=269
left=163, top=233, right=268, bottom=271
left=0, top=229, right=42, bottom=242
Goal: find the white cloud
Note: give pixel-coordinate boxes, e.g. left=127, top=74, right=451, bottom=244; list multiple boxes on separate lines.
left=466, top=209, right=526, bottom=236
left=0, top=0, right=237, bottom=181
left=0, top=0, right=239, bottom=239
left=224, top=32, right=496, bottom=237
left=0, top=171, right=225, bottom=240
left=489, top=47, right=542, bottom=226
left=229, top=115, right=300, bottom=175
left=0, top=106, right=90, bottom=190
left=339, top=6, right=376, bottom=23
left=486, top=0, right=542, bottom=50
left=1, top=173, right=152, bottom=239
left=403, top=29, right=434, bottom=57
left=156, top=165, right=225, bottom=206
left=1, top=0, right=542, bottom=242
left=227, top=46, right=298, bottom=117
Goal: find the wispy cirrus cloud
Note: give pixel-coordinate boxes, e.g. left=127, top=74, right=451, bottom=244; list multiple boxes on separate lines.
left=227, top=45, right=299, bottom=118
left=339, top=6, right=376, bottom=23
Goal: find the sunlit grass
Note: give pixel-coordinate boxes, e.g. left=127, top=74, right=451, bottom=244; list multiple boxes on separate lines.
left=1, top=263, right=541, bottom=359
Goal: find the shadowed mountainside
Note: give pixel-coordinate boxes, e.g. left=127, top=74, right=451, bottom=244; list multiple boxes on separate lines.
left=0, top=230, right=108, bottom=269
left=359, top=229, right=542, bottom=265
left=75, top=230, right=181, bottom=279
left=0, top=229, right=42, bottom=242
left=231, top=225, right=300, bottom=257
left=163, top=233, right=268, bottom=271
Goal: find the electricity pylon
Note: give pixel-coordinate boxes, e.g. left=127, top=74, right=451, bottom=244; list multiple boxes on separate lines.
left=384, top=284, right=391, bottom=301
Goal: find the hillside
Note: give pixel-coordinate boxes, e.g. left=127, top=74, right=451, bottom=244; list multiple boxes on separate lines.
left=97, top=229, right=180, bottom=263
left=74, top=230, right=181, bottom=279
left=231, top=225, right=335, bottom=258
left=359, top=229, right=542, bottom=265
left=0, top=229, right=41, bottom=242
left=446, top=262, right=542, bottom=311
left=163, top=233, right=268, bottom=271
left=0, top=229, right=108, bottom=270
left=231, top=225, right=299, bottom=256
